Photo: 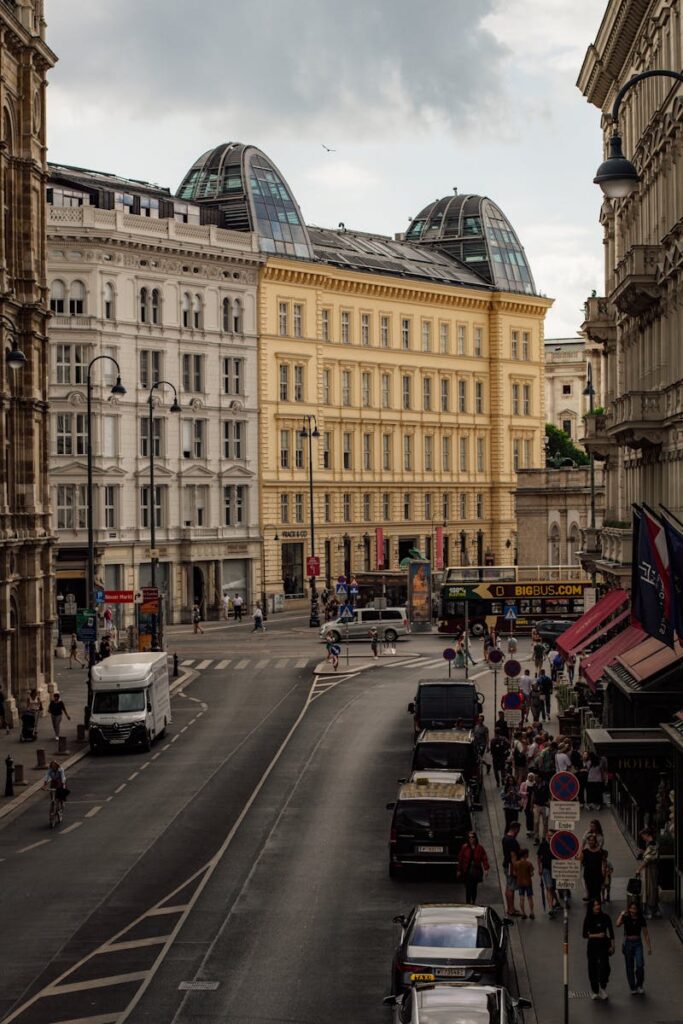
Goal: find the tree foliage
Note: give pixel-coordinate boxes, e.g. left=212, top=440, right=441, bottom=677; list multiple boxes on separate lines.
left=545, top=423, right=589, bottom=467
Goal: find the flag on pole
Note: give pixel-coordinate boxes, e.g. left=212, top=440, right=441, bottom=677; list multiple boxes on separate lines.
left=631, top=504, right=674, bottom=646
left=661, top=506, right=683, bottom=643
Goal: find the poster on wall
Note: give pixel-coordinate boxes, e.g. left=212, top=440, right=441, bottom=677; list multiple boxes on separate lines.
left=407, top=559, right=432, bottom=632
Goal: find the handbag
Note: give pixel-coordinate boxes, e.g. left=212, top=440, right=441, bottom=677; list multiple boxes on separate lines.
left=626, top=876, right=641, bottom=896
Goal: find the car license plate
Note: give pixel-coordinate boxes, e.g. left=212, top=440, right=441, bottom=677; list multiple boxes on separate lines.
left=436, top=968, right=466, bottom=978
left=416, top=845, right=445, bottom=853
left=109, top=738, right=125, bottom=744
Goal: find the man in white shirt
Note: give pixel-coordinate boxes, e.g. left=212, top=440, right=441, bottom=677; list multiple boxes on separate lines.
left=519, top=669, right=532, bottom=723
left=555, top=744, right=572, bottom=773
left=233, top=593, right=244, bottom=621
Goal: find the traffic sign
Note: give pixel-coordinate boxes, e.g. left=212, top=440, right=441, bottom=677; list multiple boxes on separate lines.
left=349, top=585, right=359, bottom=596
left=76, top=609, right=96, bottom=643
left=550, top=771, right=580, bottom=802
left=503, top=658, right=521, bottom=678
left=503, top=710, right=522, bottom=726
left=501, top=691, right=522, bottom=710
left=94, top=587, right=105, bottom=604
left=549, top=830, right=580, bottom=861
left=550, top=800, right=581, bottom=829
left=306, top=556, right=320, bottom=577
left=504, top=607, right=517, bottom=621
left=104, top=590, right=135, bottom=604
left=339, top=603, right=354, bottom=621
left=329, top=643, right=341, bottom=656
left=551, top=860, right=581, bottom=889
left=335, top=581, right=348, bottom=596
left=443, top=647, right=456, bottom=661
left=488, top=649, right=504, bottom=665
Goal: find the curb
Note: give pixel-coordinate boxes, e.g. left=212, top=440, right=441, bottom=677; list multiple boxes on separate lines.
left=0, top=668, right=195, bottom=822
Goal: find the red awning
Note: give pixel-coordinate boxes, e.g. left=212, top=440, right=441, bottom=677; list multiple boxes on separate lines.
left=568, top=607, right=631, bottom=657
left=556, top=589, right=629, bottom=657
left=581, top=624, right=645, bottom=691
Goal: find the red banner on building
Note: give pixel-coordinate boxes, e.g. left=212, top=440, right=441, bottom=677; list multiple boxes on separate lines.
left=376, top=527, right=384, bottom=569
left=435, top=526, right=444, bottom=570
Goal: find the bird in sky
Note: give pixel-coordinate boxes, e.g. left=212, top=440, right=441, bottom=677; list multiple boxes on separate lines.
left=321, top=144, right=336, bottom=152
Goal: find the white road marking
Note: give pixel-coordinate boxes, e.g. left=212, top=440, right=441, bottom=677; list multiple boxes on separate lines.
left=103, top=936, right=171, bottom=952
left=162, top=743, right=170, bottom=750
left=196, top=659, right=211, bottom=670
left=18, top=839, right=51, bottom=853
left=295, top=658, right=309, bottom=668
left=151, top=752, right=161, bottom=760
left=254, top=659, right=270, bottom=669
left=85, top=805, right=102, bottom=818
left=171, top=735, right=179, bottom=742
left=114, top=783, right=126, bottom=794
left=128, top=772, right=139, bottom=781
left=148, top=904, right=187, bottom=916
left=235, top=658, right=249, bottom=669
left=274, top=658, right=289, bottom=668
left=43, top=1015, right=120, bottom=1024
left=60, top=821, right=83, bottom=834
left=181, top=659, right=194, bottom=667
left=45, top=971, right=148, bottom=995
left=140, top=763, right=150, bottom=771
left=215, top=660, right=230, bottom=670
left=180, top=726, right=188, bottom=733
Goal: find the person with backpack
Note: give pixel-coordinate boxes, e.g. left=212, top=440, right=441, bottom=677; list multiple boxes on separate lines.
left=532, top=638, right=546, bottom=673
left=490, top=732, right=510, bottom=788
left=502, top=775, right=522, bottom=827
left=539, top=741, right=557, bottom=782
left=192, top=602, right=204, bottom=634
left=512, top=733, right=528, bottom=783
left=457, top=831, right=490, bottom=905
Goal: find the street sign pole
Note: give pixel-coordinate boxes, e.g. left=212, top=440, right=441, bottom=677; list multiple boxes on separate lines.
left=464, top=600, right=469, bottom=681
left=563, top=897, right=569, bottom=1024
left=493, top=666, right=498, bottom=711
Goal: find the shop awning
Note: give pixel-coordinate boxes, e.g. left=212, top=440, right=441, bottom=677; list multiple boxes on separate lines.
left=581, top=624, right=645, bottom=691
left=556, top=589, right=629, bottom=657
left=568, top=607, right=631, bottom=658
left=606, top=635, right=683, bottom=695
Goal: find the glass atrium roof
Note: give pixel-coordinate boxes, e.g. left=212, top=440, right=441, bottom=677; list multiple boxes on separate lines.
left=406, top=193, right=537, bottom=295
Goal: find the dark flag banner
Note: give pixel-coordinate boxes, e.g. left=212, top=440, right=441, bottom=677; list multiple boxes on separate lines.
left=661, top=507, right=683, bottom=643
left=631, top=504, right=674, bottom=646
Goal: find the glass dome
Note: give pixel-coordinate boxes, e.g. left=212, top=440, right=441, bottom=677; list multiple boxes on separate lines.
left=406, top=193, right=536, bottom=295
left=177, top=143, right=314, bottom=259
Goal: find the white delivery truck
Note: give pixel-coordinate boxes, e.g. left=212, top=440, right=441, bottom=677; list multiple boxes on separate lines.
left=89, top=652, right=171, bottom=754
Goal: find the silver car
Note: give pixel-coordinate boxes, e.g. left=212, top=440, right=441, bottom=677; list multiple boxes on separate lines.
left=319, top=606, right=410, bottom=644
left=384, top=983, right=531, bottom=1024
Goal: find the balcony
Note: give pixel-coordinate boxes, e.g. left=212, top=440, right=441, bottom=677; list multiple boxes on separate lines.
left=578, top=525, right=602, bottom=579
left=581, top=295, right=616, bottom=347
left=50, top=315, right=97, bottom=330
left=581, top=412, right=616, bottom=458
left=610, top=245, right=662, bottom=318
left=608, top=390, right=666, bottom=449
left=595, top=525, right=632, bottom=582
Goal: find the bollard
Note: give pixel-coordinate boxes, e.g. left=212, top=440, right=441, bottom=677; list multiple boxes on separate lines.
left=36, top=748, right=47, bottom=770
left=4, top=755, right=14, bottom=797
left=14, top=763, right=26, bottom=786
left=77, top=724, right=86, bottom=742
left=173, top=652, right=179, bottom=678
left=58, top=736, right=68, bottom=755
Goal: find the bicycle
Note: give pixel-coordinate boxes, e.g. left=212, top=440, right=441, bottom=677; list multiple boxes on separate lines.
left=48, top=787, right=64, bottom=829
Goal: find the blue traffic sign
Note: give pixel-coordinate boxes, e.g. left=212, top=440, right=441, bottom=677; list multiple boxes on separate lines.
left=549, top=771, right=580, bottom=802
left=349, top=585, right=359, bottom=596
left=550, top=830, right=580, bottom=861
left=501, top=691, right=522, bottom=710
left=329, top=643, right=341, bottom=656
left=336, top=582, right=348, bottom=595
left=95, top=588, right=105, bottom=604
left=443, top=647, right=456, bottom=661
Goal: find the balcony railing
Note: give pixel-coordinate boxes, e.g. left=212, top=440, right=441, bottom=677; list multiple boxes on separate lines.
left=581, top=295, right=616, bottom=347
left=597, top=526, right=632, bottom=567
left=610, top=245, right=662, bottom=318
left=609, top=390, right=666, bottom=448
left=582, top=412, right=616, bottom=458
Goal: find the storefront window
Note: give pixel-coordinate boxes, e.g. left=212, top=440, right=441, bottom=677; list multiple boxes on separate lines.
left=281, top=542, right=304, bottom=598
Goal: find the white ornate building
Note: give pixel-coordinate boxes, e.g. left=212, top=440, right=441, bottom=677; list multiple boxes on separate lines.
left=544, top=337, right=605, bottom=445
left=47, top=165, right=262, bottom=626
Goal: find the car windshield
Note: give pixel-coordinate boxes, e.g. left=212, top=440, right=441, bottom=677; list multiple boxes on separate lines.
left=395, top=801, right=470, bottom=833
left=92, top=690, right=145, bottom=714
left=414, top=744, right=475, bottom=771
left=410, top=922, right=492, bottom=949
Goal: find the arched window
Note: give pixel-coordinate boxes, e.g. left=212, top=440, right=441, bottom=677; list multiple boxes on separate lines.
left=49, top=279, right=66, bottom=314
left=193, top=293, right=202, bottom=329
left=139, top=287, right=148, bottom=323
left=182, top=292, right=191, bottom=328
left=549, top=524, right=561, bottom=566
left=222, top=297, right=231, bottom=333
left=568, top=524, right=580, bottom=565
left=69, top=280, right=85, bottom=316
left=233, top=297, right=242, bottom=333
left=104, top=282, right=114, bottom=320
left=151, top=288, right=161, bottom=325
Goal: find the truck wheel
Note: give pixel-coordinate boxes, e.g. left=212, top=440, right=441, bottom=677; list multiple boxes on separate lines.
left=389, top=862, right=398, bottom=880
left=384, top=629, right=398, bottom=643
left=470, top=622, right=485, bottom=637
left=158, top=719, right=167, bottom=740
left=142, top=731, right=152, bottom=753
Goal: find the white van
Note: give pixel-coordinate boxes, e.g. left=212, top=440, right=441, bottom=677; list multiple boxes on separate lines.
left=89, top=652, right=171, bottom=754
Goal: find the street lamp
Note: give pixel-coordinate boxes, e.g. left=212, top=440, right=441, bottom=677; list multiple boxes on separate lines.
left=85, top=355, right=126, bottom=715
left=147, top=381, right=180, bottom=649
left=1, top=314, right=25, bottom=370
left=582, top=363, right=596, bottom=531
left=300, top=414, right=320, bottom=628
left=594, top=70, right=683, bottom=198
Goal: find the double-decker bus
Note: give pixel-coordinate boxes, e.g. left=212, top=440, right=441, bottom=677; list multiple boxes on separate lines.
left=438, top=565, right=592, bottom=636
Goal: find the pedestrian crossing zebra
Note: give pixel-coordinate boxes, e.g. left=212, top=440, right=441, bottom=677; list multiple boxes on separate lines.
left=179, top=656, right=316, bottom=672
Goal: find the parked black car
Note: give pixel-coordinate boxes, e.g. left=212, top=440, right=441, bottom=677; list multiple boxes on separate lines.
left=411, top=729, right=483, bottom=801
left=408, top=680, right=484, bottom=737
left=535, top=619, right=572, bottom=644
left=387, top=776, right=479, bottom=879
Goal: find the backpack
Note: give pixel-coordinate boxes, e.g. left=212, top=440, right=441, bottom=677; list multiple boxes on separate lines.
left=540, top=748, right=555, bottom=775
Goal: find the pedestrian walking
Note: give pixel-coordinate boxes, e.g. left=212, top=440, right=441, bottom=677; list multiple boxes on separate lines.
left=490, top=733, right=509, bottom=788
left=601, top=850, right=614, bottom=903
left=457, top=831, right=489, bottom=905
left=507, top=634, right=518, bottom=656
left=325, top=639, right=339, bottom=672
left=581, top=833, right=606, bottom=903
left=566, top=653, right=576, bottom=685
left=586, top=752, right=605, bottom=809
left=233, top=593, right=244, bottom=621
left=369, top=627, right=379, bottom=661
left=502, top=821, right=521, bottom=916
left=520, top=772, right=536, bottom=837
left=69, top=633, right=84, bottom=669
left=581, top=819, right=604, bottom=849
left=512, top=733, right=528, bottom=784
left=0, top=687, right=9, bottom=733
left=532, top=775, right=550, bottom=844
left=537, top=834, right=560, bottom=917
left=529, top=684, right=545, bottom=723
left=582, top=900, right=614, bottom=1000
left=192, top=603, right=204, bottom=634
left=635, top=828, right=660, bottom=917
left=502, top=776, right=522, bottom=828
left=494, top=710, right=510, bottom=740
left=550, top=649, right=564, bottom=682
left=473, top=715, right=490, bottom=774
left=48, top=692, right=71, bottom=740
left=512, top=848, right=535, bottom=919
left=537, top=669, right=553, bottom=718
left=251, top=602, right=265, bottom=633
left=532, top=638, right=546, bottom=674
left=616, top=901, right=652, bottom=994
left=518, top=671, right=532, bottom=724
left=222, top=592, right=232, bottom=621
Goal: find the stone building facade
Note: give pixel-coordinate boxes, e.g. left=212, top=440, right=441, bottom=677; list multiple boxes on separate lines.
left=0, top=1, right=56, bottom=718
left=544, top=337, right=605, bottom=444
left=515, top=466, right=605, bottom=569
left=47, top=165, right=262, bottom=627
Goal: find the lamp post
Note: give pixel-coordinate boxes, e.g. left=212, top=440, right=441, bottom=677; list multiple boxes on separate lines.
left=583, top=362, right=597, bottom=589
left=300, top=415, right=320, bottom=627
left=260, top=525, right=280, bottom=621
left=147, top=381, right=180, bottom=649
left=86, top=355, right=126, bottom=714
left=594, top=70, right=683, bottom=198
left=2, top=315, right=25, bottom=370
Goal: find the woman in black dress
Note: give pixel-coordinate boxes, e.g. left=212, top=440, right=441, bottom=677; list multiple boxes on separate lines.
left=582, top=900, right=614, bottom=1000
left=580, top=832, right=605, bottom=902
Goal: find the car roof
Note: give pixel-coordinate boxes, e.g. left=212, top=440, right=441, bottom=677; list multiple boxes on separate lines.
left=417, top=680, right=478, bottom=690
left=414, top=904, right=489, bottom=923
left=418, top=729, right=475, bottom=743
left=410, top=770, right=466, bottom=786
left=398, top=781, right=468, bottom=802
left=417, top=985, right=498, bottom=1008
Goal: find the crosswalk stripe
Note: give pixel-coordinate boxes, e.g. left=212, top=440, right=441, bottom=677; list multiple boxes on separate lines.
left=274, top=658, right=289, bottom=668
left=214, top=660, right=229, bottom=670
left=196, top=659, right=211, bottom=670
left=235, top=659, right=250, bottom=669
left=295, top=658, right=309, bottom=668
left=181, top=659, right=194, bottom=667
left=254, top=659, right=270, bottom=669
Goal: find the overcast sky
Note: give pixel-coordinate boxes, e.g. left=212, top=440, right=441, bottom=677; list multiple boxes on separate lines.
left=46, top=0, right=606, bottom=338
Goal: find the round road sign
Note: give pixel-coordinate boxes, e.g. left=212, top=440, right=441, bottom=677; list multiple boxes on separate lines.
left=503, top=658, right=521, bottom=678
left=443, top=647, right=456, bottom=661
left=550, top=771, right=580, bottom=802
left=501, top=691, right=523, bottom=710
left=549, top=830, right=580, bottom=861
left=488, top=649, right=504, bottom=665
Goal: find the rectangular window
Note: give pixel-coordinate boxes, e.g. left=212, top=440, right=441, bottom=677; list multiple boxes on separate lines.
left=182, top=353, right=203, bottom=392
left=56, top=483, right=88, bottom=530
left=279, top=364, right=289, bottom=402
left=439, top=322, right=449, bottom=354
left=322, top=431, right=331, bottom=470
left=294, top=364, right=304, bottom=402
left=522, top=331, right=530, bottom=360
left=382, top=434, right=391, bottom=471
left=321, top=307, right=330, bottom=341
left=513, top=439, right=521, bottom=471
left=563, top=418, right=573, bottom=436
left=402, top=374, right=411, bottom=410
left=56, top=344, right=88, bottom=385
left=457, top=324, right=466, bottom=355
left=511, top=330, right=519, bottom=359
left=423, top=376, right=432, bottom=411
left=512, top=383, right=520, bottom=416
left=140, top=417, right=161, bottom=458
left=361, top=312, right=370, bottom=346
left=381, top=373, right=391, bottom=409
left=476, top=437, right=485, bottom=472
left=475, top=381, right=483, bottom=415
left=442, top=435, right=451, bottom=472
left=460, top=492, right=468, bottom=520
left=380, top=315, right=390, bottom=348
left=403, top=493, right=411, bottom=520
left=524, top=438, right=532, bottom=467
left=280, top=493, right=289, bottom=522
left=139, top=350, right=161, bottom=389
left=294, top=430, right=305, bottom=470
left=459, top=436, right=468, bottom=472
left=361, top=371, right=371, bottom=408
left=474, top=326, right=482, bottom=357
left=343, top=493, right=351, bottom=522
left=192, top=420, right=205, bottom=458
left=363, top=493, right=371, bottom=521
left=55, top=414, right=72, bottom=456
left=341, top=369, right=351, bottom=407
left=362, top=432, right=372, bottom=470
left=280, top=429, right=290, bottom=468
left=341, top=310, right=350, bottom=344
left=343, top=432, right=352, bottom=470
left=443, top=492, right=449, bottom=520
left=140, top=485, right=162, bottom=529
left=440, top=377, right=449, bottom=413
left=475, top=493, right=483, bottom=519
left=223, top=420, right=244, bottom=460
left=401, top=318, right=410, bottom=350
left=523, top=383, right=531, bottom=416
left=223, top=357, right=244, bottom=395
left=104, top=485, right=117, bottom=529
left=294, top=493, right=304, bottom=523
left=383, top=493, right=391, bottom=521
left=562, top=383, right=572, bottom=397
left=403, top=434, right=412, bottom=471
left=102, top=415, right=116, bottom=458
left=458, top=379, right=467, bottom=413
left=323, top=493, right=331, bottom=522
left=278, top=301, right=288, bottom=336
left=293, top=303, right=303, bottom=338
left=425, top=493, right=432, bottom=520
left=322, top=367, right=331, bottom=404
left=102, top=346, right=117, bottom=385
left=421, top=320, right=432, bottom=352
left=424, top=435, right=433, bottom=471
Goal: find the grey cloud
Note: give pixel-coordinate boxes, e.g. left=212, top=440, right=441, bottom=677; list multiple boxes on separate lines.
left=48, top=0, right=506, bottom=136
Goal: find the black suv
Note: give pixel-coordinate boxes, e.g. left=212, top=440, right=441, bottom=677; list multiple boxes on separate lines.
left=387, top=776, right=477, bottom=878
left=411, top=729, right=483, bottom=801
left=408, top=681, right=484, bottom=736
left=536, top=619, right=571, bottom=644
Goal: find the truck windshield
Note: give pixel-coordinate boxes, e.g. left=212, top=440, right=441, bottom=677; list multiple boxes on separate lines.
left=92, top=690, right=145, bottom=714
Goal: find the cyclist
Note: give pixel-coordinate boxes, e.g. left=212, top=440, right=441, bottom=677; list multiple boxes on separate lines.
left=42, top=760, right=67, bottom=823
